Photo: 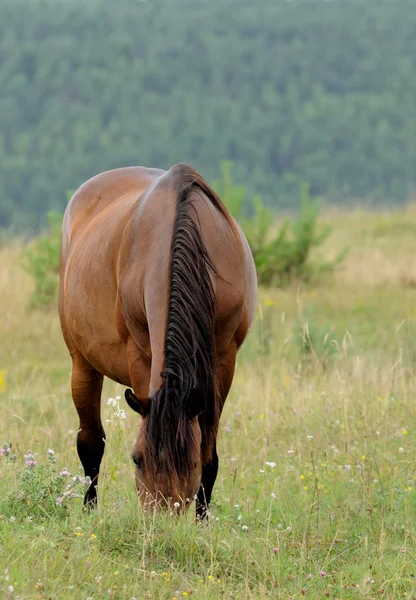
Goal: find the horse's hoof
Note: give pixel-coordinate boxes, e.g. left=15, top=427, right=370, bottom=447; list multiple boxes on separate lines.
left=83, top=489, right=98, bottom=510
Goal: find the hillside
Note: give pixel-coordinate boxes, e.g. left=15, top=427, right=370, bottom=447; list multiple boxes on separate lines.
left=1, top=0, right=416, bottom=230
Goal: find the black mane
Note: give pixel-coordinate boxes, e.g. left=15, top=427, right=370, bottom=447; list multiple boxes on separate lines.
left=143, top=165, right=229, bottom=494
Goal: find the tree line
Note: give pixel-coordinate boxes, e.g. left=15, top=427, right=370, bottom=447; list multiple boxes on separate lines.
left=1, top=0, right=416, bottom=231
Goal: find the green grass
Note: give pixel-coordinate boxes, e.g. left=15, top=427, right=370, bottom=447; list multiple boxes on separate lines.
left=1, top=207, right=416, bottom=599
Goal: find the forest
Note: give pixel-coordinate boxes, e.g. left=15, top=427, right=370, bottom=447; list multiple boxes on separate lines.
left=1, top=0, right=416, bottom=230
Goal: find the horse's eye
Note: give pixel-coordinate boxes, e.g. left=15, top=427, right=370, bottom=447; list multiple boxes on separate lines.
left=132, top=455, right=143, bottom=469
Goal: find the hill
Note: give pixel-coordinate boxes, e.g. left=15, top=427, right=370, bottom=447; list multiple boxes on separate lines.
left=1, top=0, right=416, bottom=230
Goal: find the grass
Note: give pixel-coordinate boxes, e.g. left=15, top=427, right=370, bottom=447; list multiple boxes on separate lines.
left=1, top=206, right=416, bottom=599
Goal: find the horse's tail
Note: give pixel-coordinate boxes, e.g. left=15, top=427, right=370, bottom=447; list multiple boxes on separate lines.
left=145, top=164, right=229, bottom=484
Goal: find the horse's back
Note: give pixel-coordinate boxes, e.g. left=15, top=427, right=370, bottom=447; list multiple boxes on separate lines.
left=62, top=166, right=165, bottom=255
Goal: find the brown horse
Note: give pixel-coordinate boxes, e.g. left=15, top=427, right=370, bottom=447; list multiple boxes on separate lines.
left=59, top=163, right=257, bottom=518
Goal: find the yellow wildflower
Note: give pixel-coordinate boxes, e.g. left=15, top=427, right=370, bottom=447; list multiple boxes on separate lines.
left=0, top=370, right=6, bottom=393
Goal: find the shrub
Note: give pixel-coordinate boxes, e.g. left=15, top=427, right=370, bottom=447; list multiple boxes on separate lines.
left=214, top=162, right=347, bottom=286
left=21, top=211, right=62, bottom=309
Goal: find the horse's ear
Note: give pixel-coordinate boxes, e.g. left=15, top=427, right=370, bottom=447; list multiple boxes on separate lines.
left=186, top=388, right=204, bottom=420
left=125, top=389, right=150, bottom=417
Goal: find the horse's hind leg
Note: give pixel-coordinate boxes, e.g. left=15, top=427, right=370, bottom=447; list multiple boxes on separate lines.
left=71, top=352, right=105, bottom=507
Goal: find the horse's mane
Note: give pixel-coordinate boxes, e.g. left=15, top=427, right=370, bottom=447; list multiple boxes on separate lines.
left=144, top=164, right=230, bottom=496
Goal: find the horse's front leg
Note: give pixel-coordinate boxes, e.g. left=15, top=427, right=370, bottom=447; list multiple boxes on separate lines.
left=71, top=352, right=105, bottom=508
left=195, top=345, right=237, bottom=520
left=196, top=442, right=219, bottom=520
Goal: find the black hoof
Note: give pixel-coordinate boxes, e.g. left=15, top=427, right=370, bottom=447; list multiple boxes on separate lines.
left=83, top=486, right=98, bottom=510
left=196, top=502, right=210, bottom=522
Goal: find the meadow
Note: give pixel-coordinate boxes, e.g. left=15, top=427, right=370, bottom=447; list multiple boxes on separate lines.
left=1, top=205, right=416, bottom=599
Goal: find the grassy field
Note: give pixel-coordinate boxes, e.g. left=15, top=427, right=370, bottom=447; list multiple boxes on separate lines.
left=1, top=206, right=416, bottom=599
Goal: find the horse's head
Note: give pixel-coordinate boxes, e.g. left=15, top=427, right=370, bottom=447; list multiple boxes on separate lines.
left=125, top=387, right=204, bottom=511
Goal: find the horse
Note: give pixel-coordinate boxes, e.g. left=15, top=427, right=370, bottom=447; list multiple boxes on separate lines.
left=58, top=163, right=257, bottom=518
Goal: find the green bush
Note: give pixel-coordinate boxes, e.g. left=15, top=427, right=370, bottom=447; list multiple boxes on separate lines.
left=215, top=162, right=347, bottom=286
left=21, top=211, right=62, bottom=309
